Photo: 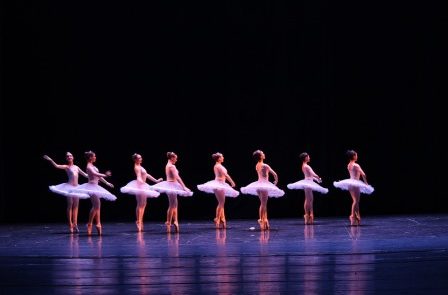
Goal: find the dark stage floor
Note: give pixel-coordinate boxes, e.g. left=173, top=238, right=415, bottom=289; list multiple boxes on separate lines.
left=1, top=215, right=448, bottom=294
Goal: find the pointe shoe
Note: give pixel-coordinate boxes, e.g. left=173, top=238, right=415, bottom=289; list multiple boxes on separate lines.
left=355, top=213, right=361, bottom=225
left=221, top=218, right=227, bottom=229
left=264, top=220, right=270, bottom=230
left=95, top=224, right=102, bottom=236
left=69, top=224, right=74, bottom=233
left=73, top=224, right=79, bottom=233
left=304, top=214, right=310, bottom=225
left=165, top=221, right=171, bottom=232
left=309, top=214, right=314, bottom=225
left=214, top=218, right=220, bottom=228
left=136, top=221, right=142, bottom=232
left=258, top=219, right=265, bottom=230
left=173, top=222, right=179, bottom=233
left=86, top=223, right=93, bottom=235
left=349, top=215, right=358, bottom=226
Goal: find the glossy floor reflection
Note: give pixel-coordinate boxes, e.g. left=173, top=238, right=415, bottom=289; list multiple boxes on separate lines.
left=1, top=215, right=448, bottom=294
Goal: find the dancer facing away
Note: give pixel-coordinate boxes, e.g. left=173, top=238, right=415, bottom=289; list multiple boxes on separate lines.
left=43, top=153, right=90, bottom=233
left=241, top=150, right=285, bottom=230
left=120, top=153, right=163, bottom=232
left=333, top=150, right=374, bottom=226
left=73, top=151, right=116, bottom=235
left=287, top=152, right=329, bottom=225
left=197, top=152, right=239, bottom=229
left=152, top=152, right=193, bottom=232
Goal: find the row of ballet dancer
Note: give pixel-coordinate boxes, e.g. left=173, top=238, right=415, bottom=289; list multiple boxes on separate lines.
left=43, top=149, right=374, bottom=235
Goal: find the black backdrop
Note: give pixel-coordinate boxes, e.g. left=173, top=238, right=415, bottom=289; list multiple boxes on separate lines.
left=1, top=1, right=447, bottom=223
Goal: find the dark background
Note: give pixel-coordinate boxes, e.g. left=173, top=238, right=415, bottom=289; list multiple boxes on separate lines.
left=1, top=1, right=447, bottom=223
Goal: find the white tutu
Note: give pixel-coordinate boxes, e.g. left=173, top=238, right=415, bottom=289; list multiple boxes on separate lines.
left=197, top=180, right=240, bottom=198
left=72, top=183, right=117, bottom=201
left=240, top=180, right=285, bottom=198
left=49, top=183, right=90, bottom=199
left=152, top=181, right=193, bottom=197
left=287, top=179, right=329, bottom=194
left=120, top=180, right=160, bottom=198
left=333, top=179, right=374, bottom=194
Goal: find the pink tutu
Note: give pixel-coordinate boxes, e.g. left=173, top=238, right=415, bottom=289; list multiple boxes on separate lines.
left=240, top=180, right=285, bottom=198
left=120, top=180, right=160, bottom=198
left=152, top=181, right=193, bottom=197
left=49, top=183, right=90, bottom=199
left=287, top=179, right=329, bottom=194
left=197, top=180, right=240, bottom=198
left=333, top=179, right=374, bottom=194
left=72, top=183, right=117, bottom=201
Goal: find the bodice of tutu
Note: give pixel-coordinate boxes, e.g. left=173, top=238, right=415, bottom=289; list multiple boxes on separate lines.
left=214, top=164, right=227, bottom=182
left=348, top=164, right=361, bottom=180
left=87, top=165, right=101, bottom=184
left=140, top=166, right=148, bottom=180
left=256, top=164, right=269, bottom=181
left=303, top=165, right=316, bottom=181
left=66, top=165, right=79, bottom=185
left=165, top=164, right=178, bottom=181
left=220, top=165, right=227, bottom=175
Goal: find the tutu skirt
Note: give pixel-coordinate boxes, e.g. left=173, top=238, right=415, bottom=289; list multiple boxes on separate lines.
left=197, top=180, right=240, bottom=197
left=49, top=183, right=90, bottom=199
left=287, top=179, right=329, bottom=194
left=333, top=179, right=374, bottom=194
left=240, top=180, right=285, bottom=198
left=120, top=180, right=160, bottom=198
left=152, top=181, right=193, bottom=197
left=72, top=183, right=117, bottom=201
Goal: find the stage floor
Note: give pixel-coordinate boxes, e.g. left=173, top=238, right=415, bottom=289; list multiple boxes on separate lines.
left=1, top=215, right=448, bottom=294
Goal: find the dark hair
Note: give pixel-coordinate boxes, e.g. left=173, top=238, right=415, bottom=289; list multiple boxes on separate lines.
left=212, top=152, right=223, bottom=162
left=346, top=150, right=357, bottom=160
left=299, top=152, right=308, bottom=162
left=167, top=152, right=177, bottom=159
left=132, top=153, right=140, bottom=161
left=84, top=150, right=95, bottom=160
left=253, top=150, right=263, bottom=161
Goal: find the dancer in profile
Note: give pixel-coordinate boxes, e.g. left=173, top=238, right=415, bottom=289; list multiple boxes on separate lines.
left=197, top=152, right=239, bottom=229
left=333, top=150, right=374, bottom=226
left=120, top=153, right=163, bottom=232
left=43, top=153, right=90, bottom=233
left=73, top=151, right=116, bottom=235
left=240, top=150, right=284, bottom=230
left=152, top=152, right=192, bottom=232
left=287, top=152, right=329, bottom=225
